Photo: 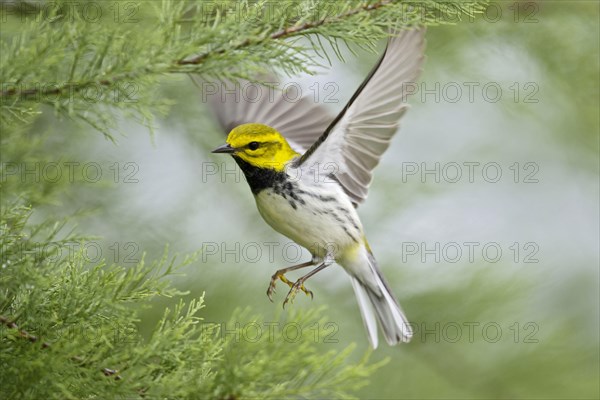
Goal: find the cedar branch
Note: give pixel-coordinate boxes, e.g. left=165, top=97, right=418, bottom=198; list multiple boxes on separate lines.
left=0, top=0, right=394, bottom=99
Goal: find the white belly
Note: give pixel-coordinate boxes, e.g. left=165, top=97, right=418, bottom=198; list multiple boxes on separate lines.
left=255, top=180, right=363, bottom=259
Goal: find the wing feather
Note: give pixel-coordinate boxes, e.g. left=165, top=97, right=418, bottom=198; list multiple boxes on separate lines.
left=298, top=28, right=426, bottom=206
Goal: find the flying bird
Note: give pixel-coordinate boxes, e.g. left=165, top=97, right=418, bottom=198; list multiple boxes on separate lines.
left=208, top=27, right=425, bottom=348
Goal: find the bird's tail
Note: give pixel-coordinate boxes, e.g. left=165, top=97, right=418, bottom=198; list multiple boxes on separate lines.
left=349, top=252, right=412, bottom=348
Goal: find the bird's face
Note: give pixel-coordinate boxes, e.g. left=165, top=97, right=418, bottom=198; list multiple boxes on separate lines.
left=212, top=123, right=299, bottom=171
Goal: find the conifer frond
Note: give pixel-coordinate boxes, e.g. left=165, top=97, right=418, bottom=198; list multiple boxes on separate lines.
left=0, top=205, right=379, bottom=398
left=1, top=0, right=487, bottom=138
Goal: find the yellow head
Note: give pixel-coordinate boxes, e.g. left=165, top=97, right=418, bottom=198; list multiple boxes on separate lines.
left=212, top=123, right=299, bottom=171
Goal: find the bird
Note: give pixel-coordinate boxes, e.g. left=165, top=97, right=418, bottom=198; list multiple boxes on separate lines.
left=207, top=27, right=425, bottom=348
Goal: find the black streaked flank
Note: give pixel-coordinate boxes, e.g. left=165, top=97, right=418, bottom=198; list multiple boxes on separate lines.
left=294, top=189, right=336, bottom=203
left=337, top=206, right=361, bottom=231
left=321, top=208, right=360, bottom=244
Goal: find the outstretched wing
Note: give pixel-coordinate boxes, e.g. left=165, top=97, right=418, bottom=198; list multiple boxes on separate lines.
left=297, top=28, right=426, bottom=206
left=200, top=77, right=333, bottom=153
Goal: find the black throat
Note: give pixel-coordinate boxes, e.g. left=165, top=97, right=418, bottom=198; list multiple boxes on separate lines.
left=232, top=156, right=287, bottom=195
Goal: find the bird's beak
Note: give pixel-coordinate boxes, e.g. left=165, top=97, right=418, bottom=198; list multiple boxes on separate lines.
left=211, top=143, right=236, bottom=154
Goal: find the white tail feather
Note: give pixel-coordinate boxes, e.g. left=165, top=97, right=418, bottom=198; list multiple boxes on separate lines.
left=348, top=253, right=413, bottom=347
left=350, top=277, right=379, bottom=348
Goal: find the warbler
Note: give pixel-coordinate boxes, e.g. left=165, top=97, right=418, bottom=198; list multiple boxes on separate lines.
left=209, top=28, right=425, bottom=348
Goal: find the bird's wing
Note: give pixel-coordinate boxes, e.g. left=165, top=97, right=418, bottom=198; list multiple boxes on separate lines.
left=297, top=28, right=426, bottom=206
left=200, top=77, right=334, bottom=153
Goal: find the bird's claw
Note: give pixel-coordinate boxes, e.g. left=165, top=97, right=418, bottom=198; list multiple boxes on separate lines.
left=303, top=285, right=314, bottom=300
left=267, top=272, right=293, bottom=302
left=268, top=271, right=313, bottom=305
left=282, top=280, right=313, bottom=308
left=267, top=283, right=277, bottom=302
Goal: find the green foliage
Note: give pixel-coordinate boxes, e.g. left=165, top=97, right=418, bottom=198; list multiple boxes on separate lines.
left=1, top=0, right=487, bottom=138
left=0, top=204, right=378, bottom=399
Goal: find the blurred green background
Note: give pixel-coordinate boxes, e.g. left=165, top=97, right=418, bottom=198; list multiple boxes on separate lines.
left=10, top=1, right=599, bottom=398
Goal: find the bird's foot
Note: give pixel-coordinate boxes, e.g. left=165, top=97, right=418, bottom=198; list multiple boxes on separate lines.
left=267, top=272, right=313, bottom=303
left=282, top=279, right=313, bottom=308
left=267, top=272, right=294, bottom=302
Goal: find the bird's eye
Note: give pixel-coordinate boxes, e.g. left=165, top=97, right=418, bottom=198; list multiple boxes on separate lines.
left=248, top=141, right=260, bottom=150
